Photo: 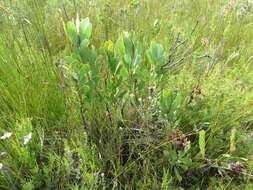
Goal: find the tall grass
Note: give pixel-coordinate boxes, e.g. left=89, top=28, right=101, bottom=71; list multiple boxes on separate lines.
left=0, top=0, right=253, bottom=189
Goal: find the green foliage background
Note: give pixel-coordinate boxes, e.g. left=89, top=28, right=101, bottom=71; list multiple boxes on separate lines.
left=0, top=0, right=253, bottom=189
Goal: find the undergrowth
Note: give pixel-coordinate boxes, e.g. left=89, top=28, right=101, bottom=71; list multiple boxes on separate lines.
left=0, top=0, right=253, bottom=189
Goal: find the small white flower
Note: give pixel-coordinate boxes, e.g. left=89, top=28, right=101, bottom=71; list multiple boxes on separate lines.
left=0, top=132, right=12, bottom=140
left=0, top=152, right=6, bottom=157
left=0, top=163, right=3, bottom=170
left=23, top=132, right=32, bottom=145
left=129, top=93, right=135, bottom=98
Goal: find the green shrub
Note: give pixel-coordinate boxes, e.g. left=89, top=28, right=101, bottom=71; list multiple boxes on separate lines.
left=0, top=0, right=253, bottom=189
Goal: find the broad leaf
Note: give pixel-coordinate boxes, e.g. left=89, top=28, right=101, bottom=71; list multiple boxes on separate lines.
left=79, top=18, right=92, bottom=40
left=115, top=36, right=126, bottom=57
left=230, top=128, right=237, bottom=153
left=65, top=21, right=78, bottom=45
left=199, top=130, right=206, bottom=158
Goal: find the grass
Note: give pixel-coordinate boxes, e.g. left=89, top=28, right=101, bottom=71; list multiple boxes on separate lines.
left=0, top=0, right=253, bottom=189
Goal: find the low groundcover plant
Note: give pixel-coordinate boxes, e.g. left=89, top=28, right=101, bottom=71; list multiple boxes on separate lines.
left=0, top=0, right=253, bottom=189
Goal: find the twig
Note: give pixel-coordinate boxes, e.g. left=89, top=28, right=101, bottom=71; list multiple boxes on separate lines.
left=73, top=78, right=87, bottom=131
left=160, top=21, right=199, bottom=71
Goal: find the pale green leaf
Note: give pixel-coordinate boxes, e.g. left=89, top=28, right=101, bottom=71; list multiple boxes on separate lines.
left=199, top=130, right=206, bottom=158
left=79, top=18, right=92, bottom=40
